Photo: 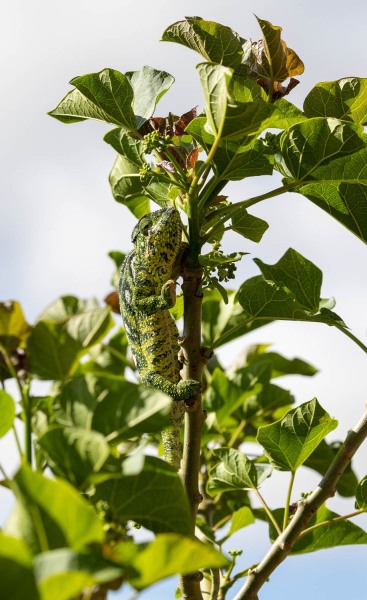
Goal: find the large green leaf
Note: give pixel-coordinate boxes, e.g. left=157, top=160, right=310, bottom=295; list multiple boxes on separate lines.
left=27, top=321, right=81, bottom=380
left=48, top=88, right=121, bottom=125
left=92, top=455, right=191, bottom=536
left=237, top=248, right=349, bottom=335
left=109, top=154, right=150, bottom=218
left=207, top=447, right=272, bottom=495
left=0, top=301, right=31, bottom=352
left=6, top=465, right=104, bottom=554
left=291, top=506, right=367, bottom=553
left=0, top=533, right=39, bottom=600
left=57, top=375, right=101, bottom=429
left=118, top=534, right=228, bottom=590
left=125, top=66, right=174, bottom=128
left=161, top=17, right=244, bottom=68
left=187, top=117, right=262, bottom=179
left=28, top=299, right=113, bottom=380
left=254, top=248, right=322, bottom=312
left=257, top=398, right=338, bottom=472
left=69, top=69, right=136, bottom=130
left=34, top=548, right=124, bottom=600
left=278, top=118, right=367, bottom=242
left=304, top=77, right=367, bottom=125
left=0, top=390, right=15, bottom=438
left=197, top=63, right=233, bottom=137
left=245, top=347, right=317, bottom=379
left=92, top=383, right=171, bottom=444
left=37, top=427, right=110, bottom=487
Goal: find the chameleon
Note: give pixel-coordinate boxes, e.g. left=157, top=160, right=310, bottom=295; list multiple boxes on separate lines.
left=119, top=206, right=201, bottom=469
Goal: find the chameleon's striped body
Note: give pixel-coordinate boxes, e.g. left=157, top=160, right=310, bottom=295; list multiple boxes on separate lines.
left=119, top=207, right=200, bottom=469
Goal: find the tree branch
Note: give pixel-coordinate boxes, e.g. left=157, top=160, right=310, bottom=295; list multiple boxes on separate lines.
left=233, top=407, right=367, bottom=600
left=179, top=268, right=206, bottom=600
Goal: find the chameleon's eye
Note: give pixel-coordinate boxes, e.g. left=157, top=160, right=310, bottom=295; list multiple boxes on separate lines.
left=139, top=217, right=151, bottom=236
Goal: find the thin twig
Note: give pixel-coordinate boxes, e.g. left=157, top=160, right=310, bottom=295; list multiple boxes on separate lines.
left=233, top=407, right=367, bottom=600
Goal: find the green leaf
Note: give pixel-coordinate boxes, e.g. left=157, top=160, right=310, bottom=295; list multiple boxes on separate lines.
left=162, top=17, right=244, bottom=68
left=109, top=154, right=150, bottom=218
left=28, top=299, right=113, bottom=380
left=214, top=138, right=274, bottom=180
left=143, top=179, right=181, bottom=208
left=231, top=210, right=269, bottom=242
left=246, top=347, right=317, bottom=378
left=0, top=390, right=15, bottom=438
left=0, top=533, right=39, bottom=600
left=291, top=505, right=367, bottom=553
left=237, top=249, right=348, bottom=333
left=125, top=66, right=175, bottom=128
left=355, top=476, right=367, bottom=510
left=48, top=88, right=122, bottom=125
left=121, top=534, right=228, bottom=590
left=207, top=367, right=260, bottom=423
left=81, top=329, right=130, bottom=380
left=92, top=383, right=171, bottom=444
left=0, top=301, right=31, bottom=352
left=6, top=465, right=104, bottom=554
left=37, top=427, right=110, bottom=487
left=93, top=455, right=191, bottom=535
left=278, top=118, right=367, bottom=242
left=38, top=296, right=98, bottom=321
left=254, top=248, right=322, bottom=312
left=34, top=548, right=124, bottom=600
left=207, top=448, right=268, bottom=494
left=197, top=63, right=233, bottom=137
left=257, top=398, right=338, bottom=472
left=227, top=506, right=255, bottom=538
left=186, top=118, right=274, bottom=180
left=70, top=69, right=136, bottom=130
left=57, top=375, right=99, bottom=429
left=28, top=321, right=81, bottom=380
left=304, top=78, right=367, bottom=125
left=253, top=16, right=304, bottom=83
left=38, top=572, right=94, bottom=600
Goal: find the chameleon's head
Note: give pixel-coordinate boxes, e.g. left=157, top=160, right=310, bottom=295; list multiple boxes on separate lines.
left=132, top=207, right=182, bottom=265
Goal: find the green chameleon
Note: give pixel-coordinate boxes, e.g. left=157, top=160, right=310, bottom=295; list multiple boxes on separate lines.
left=119, top=206, right=201, bottom=469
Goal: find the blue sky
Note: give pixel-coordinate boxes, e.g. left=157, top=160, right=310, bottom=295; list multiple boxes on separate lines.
left=1, top=1, right=367, bottom=598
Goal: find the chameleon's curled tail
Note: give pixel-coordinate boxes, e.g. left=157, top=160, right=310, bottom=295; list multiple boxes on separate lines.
left=161, top=401, right=186, bottom=470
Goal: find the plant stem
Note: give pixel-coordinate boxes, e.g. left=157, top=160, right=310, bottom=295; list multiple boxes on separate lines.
left=179, top=267, right=206, bottom=600
left=233, top=407, right=367, bottom=600
left=283, top=471, right=295, bottom=530
left=228, top=420, right=247, bottom=448
left=0, top=344, right=30, bottom=464
left=12, top=424, right=23, bottom=459
left=254, top=489, right=282, bottom=536
left=299, top=509, right=365, bottom=537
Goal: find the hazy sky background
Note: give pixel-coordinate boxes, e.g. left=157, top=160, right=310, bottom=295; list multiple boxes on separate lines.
left=1, top=1, right=367, bottom=598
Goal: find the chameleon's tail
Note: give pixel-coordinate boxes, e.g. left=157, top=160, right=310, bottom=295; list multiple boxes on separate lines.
left=161, top=401, right=186, bottom=470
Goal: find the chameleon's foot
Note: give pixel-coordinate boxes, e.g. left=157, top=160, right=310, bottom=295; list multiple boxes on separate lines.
left=176, top=379, right=202, bottom=402
left=161, top=279, right=176, bottom=308
left=141, top=371, right=201, bottom=402
left=201, top=346, right=214, bottom=364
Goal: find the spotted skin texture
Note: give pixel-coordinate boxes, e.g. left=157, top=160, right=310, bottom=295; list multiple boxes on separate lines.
left=119, top=207, right=201, bottom=469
